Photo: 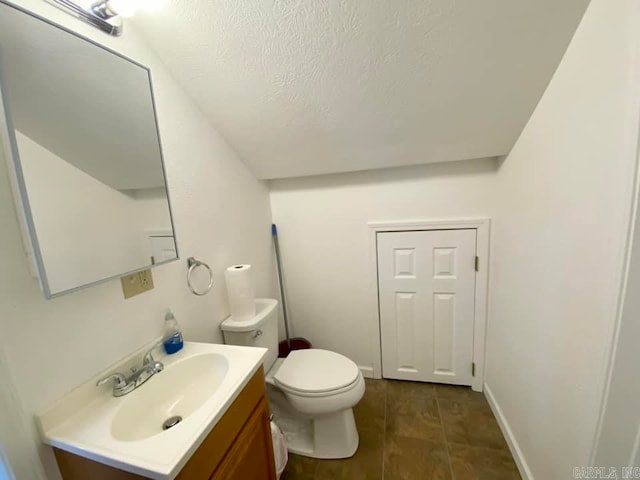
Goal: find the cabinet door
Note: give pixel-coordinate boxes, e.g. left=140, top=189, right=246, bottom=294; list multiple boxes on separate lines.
left=211, top=398, right=277, bottom=480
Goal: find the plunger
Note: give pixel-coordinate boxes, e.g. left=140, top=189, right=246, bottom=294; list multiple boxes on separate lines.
left=272, top=224, right=312, bottom=357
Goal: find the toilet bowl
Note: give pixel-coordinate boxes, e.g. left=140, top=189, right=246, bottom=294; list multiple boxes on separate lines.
left=221, top=299, right=365, bottom=459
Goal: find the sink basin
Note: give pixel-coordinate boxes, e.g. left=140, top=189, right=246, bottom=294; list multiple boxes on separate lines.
left=37, top=342, right=267, bottom=479
left=111, top=353, right=229, bottom=442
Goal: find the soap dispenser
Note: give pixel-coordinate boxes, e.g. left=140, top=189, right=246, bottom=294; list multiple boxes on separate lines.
left=163, top=308, right=184, bottom=354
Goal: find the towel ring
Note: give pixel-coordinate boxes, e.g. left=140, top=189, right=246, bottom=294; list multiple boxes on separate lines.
left=187, top=257, right=213, bottom=296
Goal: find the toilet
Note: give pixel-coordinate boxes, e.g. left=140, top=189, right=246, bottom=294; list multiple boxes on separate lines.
left=221, top=298, right=365, bottom=459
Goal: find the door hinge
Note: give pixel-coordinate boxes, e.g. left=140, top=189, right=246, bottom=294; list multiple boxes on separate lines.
left=472, top=362, right=476, bottom=377
left=474, top=256, right=479, bottom=272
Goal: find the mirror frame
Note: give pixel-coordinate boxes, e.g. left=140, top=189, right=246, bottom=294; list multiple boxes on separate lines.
left=0, top=0, right=179, bottom=299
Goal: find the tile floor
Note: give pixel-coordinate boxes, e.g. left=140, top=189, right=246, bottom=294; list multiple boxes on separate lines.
left=281, top=379, right=521, bottom=480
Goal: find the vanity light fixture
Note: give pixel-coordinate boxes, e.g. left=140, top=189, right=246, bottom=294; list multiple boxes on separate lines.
left=50, top=0, right=125, bottom=36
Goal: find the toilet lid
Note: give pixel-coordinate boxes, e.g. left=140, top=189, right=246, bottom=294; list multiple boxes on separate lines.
left=274, top=349, right=359, bottom=394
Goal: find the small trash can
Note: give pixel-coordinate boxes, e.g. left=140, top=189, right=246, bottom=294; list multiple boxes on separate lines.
left=270, top=419, right=288, bottom=478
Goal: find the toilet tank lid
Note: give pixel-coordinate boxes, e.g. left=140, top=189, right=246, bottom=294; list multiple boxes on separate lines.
left=220, top=298, right=278, bottom=332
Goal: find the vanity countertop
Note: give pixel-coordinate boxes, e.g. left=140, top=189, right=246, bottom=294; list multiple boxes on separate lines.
left=37, top=341, right=267, bottom=479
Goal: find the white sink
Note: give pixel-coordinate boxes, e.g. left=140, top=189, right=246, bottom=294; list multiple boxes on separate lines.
left=37, top=342, right=266, bottom=479
left=111, top=352, right=229, bottom=442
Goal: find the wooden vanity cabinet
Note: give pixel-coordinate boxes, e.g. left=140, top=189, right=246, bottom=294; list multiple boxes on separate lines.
left=53, top=367, right=277, bottom=480
left=210, top=397, right=274, bottom=480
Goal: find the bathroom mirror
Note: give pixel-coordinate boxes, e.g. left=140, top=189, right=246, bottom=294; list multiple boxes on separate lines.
left=0, top=1, right=178, bottom=298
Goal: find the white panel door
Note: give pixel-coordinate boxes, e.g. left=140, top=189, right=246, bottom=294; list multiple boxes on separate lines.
left=377, top=229, right=476, bottom=385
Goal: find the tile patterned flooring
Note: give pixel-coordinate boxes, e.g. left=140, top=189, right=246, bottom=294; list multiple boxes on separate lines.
left=281, top=379, right=521, bottom=480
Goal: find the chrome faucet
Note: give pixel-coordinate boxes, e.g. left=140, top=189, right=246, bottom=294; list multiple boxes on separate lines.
left=96, top=342, right=164, bottom=397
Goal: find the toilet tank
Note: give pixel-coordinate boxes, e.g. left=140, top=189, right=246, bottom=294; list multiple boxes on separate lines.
left=220, top=298, right=279, bottom=372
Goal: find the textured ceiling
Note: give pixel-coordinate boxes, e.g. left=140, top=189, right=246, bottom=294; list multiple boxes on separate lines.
left=134, top=0, right=589, bottom=179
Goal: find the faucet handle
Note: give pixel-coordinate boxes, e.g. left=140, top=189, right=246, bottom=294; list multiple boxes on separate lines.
left=96, top=373, right=127, bottom=388
left=143, top=341, right=163, bottom=366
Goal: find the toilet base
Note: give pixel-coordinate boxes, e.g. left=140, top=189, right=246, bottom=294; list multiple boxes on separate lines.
left=268, top=388, right=360, bottom=459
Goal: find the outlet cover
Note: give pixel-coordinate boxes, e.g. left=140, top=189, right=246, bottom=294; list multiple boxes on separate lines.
left=121, top=269, right=154, bottom=299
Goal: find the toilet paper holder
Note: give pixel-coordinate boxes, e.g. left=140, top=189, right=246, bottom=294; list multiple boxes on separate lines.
left=187, top=257, right=213, bottom=296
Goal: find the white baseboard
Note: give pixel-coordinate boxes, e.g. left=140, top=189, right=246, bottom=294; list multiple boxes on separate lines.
left=358, top=365, right=375, bottom=378
left=484, top=384, right=534, bottom=480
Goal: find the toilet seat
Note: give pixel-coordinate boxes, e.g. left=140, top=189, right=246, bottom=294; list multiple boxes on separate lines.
left=274, top=349, right=360, bottom=395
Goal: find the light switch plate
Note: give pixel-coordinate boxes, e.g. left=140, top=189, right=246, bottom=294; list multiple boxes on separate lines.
left=121, top=269, right=154, bottom=299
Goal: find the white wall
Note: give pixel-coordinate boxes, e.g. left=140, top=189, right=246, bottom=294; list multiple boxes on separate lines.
left=0, top=1, right=276, bottom=478
left=0, top=345, right=38, bottom=480
left=485, top=0, right=640, bottom=478
left=269, top=158, right=499, bottom=375
left=593, top=156, right=640, bottom=471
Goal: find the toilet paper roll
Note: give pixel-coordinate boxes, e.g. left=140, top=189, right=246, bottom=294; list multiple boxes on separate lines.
left=224, top=264, right=256, bottom=321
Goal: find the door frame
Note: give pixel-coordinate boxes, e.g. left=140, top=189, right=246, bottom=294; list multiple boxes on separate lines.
left=367, top=218, right=491, bottom=392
